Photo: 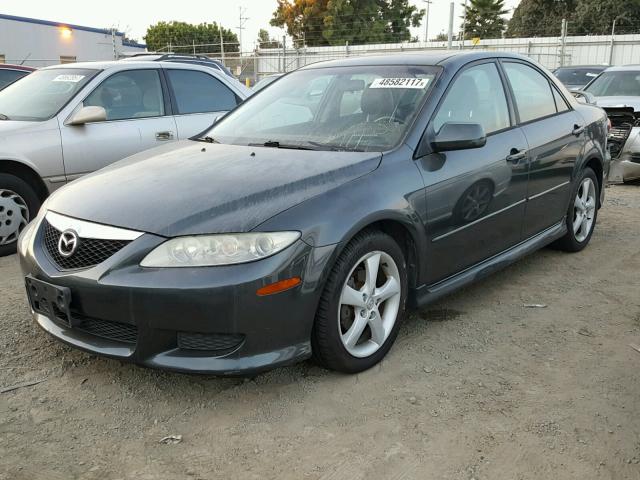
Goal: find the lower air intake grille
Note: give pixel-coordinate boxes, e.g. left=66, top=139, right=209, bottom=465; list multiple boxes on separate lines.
left=76, top=317, right=138, bottom=344
left=43, top=220, right=131, bottom=271
left=178, top=332, right=244, bottom=352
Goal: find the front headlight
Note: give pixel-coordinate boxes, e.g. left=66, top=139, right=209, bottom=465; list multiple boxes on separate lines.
left=17, top=199, right=49, bottom=255
left=140, top=232, right=301, bottom=267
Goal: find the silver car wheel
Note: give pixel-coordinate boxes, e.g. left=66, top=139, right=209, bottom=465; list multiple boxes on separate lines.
left=573, top=178, right=596, bottom=243
left=338, top=251, right=402, bottom=358
left=0, top=189, right=30, bottom=246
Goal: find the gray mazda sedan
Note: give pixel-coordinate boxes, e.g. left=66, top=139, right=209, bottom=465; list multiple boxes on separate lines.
left=18, top=52, right=609, bottom=374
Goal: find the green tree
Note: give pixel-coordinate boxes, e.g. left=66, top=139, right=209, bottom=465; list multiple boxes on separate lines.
left=257, top=29, right=283, bottom=49
left=506, top=0, right=575, bottom=37
left=460, top=0, right=509, bottom=40
left=572, top=0, right=640, bottom=34
left=270, top=0, right=424, bottom=46
left=144, top=21, right=238, bottom=54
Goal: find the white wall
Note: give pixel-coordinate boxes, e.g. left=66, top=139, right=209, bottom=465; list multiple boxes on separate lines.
left=0, top=18, right=145, bottom=67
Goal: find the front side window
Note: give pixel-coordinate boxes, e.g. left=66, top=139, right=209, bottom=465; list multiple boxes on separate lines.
left=433, top=62, right=510, bottom=135
left=504, top=62, right=557, bottom=123
left=0, top=68, right=98, bottom=121
left=584, top=70, right=640, bottom=97
left=84, top=70, right=164, bottom=121
left=0, top=70, right=29, bottom=90
left=207, top=65, right=438, bottom=152
left=166, top=69, right=237, bottom=115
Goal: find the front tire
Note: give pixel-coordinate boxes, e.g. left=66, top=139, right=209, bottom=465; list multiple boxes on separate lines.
left=0, top=173, right=41, bottom=257
left=553, top=167, right=599, bottom=252
left=312, top=230, right=408, bottom=373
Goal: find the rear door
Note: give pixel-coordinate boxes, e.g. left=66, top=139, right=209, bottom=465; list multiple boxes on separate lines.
left=417, top=61, right=530, bottom=284
left=501, top=61, right=582, bottom=238
left=164, top=69, right=241, bottom=139
left=60, top=68, right=177, bottom=179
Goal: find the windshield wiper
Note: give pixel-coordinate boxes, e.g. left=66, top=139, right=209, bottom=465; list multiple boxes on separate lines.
left=193, top=136, right=219, bottom=143
left=249, top=140, right=363, bottom=152
left=0, top=113, right=10, bottom=120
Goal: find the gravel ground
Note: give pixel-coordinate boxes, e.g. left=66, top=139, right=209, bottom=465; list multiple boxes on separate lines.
left=1, top=184, right=639, bottom=480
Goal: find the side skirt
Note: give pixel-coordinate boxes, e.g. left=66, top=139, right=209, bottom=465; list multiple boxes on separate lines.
left=409, top=220, right=567, bottom=309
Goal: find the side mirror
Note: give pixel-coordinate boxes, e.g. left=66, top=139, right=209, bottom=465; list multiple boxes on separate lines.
left=432, top=122, right=487, bottom=152
left=67, top=106, right=107, bottom=126
left=572, top=91, right=596, bottom=105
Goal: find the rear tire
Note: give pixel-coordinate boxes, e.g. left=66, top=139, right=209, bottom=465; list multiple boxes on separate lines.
left=0, top=173, right=41, bottom=257
left=311, top=230, right=407, bottom=373
left=553, top=167, right=599, bottom=252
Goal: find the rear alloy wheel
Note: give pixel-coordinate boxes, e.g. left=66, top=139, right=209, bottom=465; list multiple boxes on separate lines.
left=312, top=230, right=407, bottom=373
left=0, top=174, right=41, bottom=257
left=553, top=167, right=599, bottom=252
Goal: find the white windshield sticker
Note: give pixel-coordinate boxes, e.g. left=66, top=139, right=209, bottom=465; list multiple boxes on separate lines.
left=53, top=74, right=86, bottom=83
left=586, top=72, right=598, bottom=77
left=370, top=77, right=429, bottom=89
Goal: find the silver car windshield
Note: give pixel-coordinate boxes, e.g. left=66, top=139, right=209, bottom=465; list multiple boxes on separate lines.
left=584, top=71, right=640, bottom=97
left=0, top=68, right=98, bottom=121
left=207, top=65, right=438, bottom=152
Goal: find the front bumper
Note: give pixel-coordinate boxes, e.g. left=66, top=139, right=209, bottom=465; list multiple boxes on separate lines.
left=19, top=221, right=337, bottom=375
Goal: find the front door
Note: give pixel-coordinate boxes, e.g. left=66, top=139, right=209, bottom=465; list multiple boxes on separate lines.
left=60, top=69, right=177, bottom=179
left=501, top=61, right=581, bottom=238
left=417, top=61, right=530, bottom=284
left=164, top=69, right=241, bottom=139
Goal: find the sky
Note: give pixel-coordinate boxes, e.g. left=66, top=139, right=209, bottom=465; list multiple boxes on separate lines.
left=1, top=0, right=522, bottom=51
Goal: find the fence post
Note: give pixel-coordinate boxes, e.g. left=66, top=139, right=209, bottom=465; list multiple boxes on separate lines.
left=345, top=41, right=350, bottom=57
left=559, top=18, right=567, bottom=67
left=220, top=30, right=225, bottom=64
left=608, top=19, right=617, bottom=66
left=447, top=2, right=454, bottom=49
left=282, top=36, right=287, bottom=73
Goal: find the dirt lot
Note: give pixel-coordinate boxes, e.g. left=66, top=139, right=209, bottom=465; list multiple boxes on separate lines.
left=1, top=185, right=639, bottom=480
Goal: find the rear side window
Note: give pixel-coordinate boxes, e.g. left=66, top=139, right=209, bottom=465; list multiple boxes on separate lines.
left=0, top=69, right=28, bottom=90
left=84, top=70, right=165, bottom=121
left=433, top=62, right=511, bottom=135
left=167, top=70, right=237, bottom=114
left=504, top=62, right=557, bottom=123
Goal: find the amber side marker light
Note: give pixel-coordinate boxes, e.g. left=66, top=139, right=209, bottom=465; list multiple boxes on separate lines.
left=257, top=277, right=301, bottom=296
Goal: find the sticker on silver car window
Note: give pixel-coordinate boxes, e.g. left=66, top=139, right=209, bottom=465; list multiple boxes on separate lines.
left=370, top=78, right=430, bottom=89
left=53, top=74, right=86, bottom=83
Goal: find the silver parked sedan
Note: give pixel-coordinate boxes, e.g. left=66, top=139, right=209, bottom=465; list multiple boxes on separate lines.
left=0, top=60, right=251, bottom=255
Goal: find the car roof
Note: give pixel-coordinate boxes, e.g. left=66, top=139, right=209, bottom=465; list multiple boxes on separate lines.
left=299, top=51, right=535, bottom=70
left=603, top=65, right=640, bottom=72
left=555, top=65, right=607, bottom=70
left=0, top=64, right=36, bottom=71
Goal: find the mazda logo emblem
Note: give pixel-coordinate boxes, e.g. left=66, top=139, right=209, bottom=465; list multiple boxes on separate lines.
left=58, top=230, right=79, bottom=258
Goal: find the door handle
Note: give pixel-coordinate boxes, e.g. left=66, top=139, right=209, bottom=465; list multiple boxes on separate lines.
left=155, top=131, right=174, bottom=141
left=572, top=124, right=585, bottom=136
left=506, top=148, right=527, bottom=164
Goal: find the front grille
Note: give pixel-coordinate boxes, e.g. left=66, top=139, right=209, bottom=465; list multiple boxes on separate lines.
left=75, top=316, right=138, bottom=344
left=178, top=332, right=244, bottom=353
left=43, top=220, right=131, bottom=271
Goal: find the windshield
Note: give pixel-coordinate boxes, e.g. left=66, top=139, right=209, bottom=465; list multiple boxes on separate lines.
left=0, top=68, right=98, bottom=121
left=555, top=67, right=603, bottom=86
left=584, top=70, right=640, bottom=97
left=207, top=65, right=438, bottom=152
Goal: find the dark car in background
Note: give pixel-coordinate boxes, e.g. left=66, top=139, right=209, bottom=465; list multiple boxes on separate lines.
left=0, top=64, right=35, bottom=90
left=553, top=65, right=607, bottom=91
left=18, top=52, right=608, bottom=375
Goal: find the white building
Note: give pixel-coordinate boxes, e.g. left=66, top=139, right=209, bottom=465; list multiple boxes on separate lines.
left=0, top=13, right=146, bottom=67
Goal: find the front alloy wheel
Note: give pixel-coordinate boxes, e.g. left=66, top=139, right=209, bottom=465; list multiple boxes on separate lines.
left=312, top=230, right=407, bottom=373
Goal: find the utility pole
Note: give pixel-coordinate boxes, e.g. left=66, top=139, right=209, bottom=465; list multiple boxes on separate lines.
left=422, top=0, right=432, bottom=42
left=220, top=29, right=225, bottom=63
left=447, top=2, right=454, bottom=49
left=609, top=15, right=626, bottom=65
left=460, top=0, right=468, bottom=49
left=559, top=18, right=567, bottom=67
left=238, top=6, right=249, bottom=54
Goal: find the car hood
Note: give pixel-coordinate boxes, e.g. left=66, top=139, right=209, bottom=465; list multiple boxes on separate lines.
left=594, top=96, right=640, bottom=111
left=0, top=119, right=48, bottom=136
left=47, top=141, right=382, bottom=237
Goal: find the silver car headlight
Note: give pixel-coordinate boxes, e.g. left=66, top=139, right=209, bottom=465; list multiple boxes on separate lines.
left=140, top=232, right=301, bottom=268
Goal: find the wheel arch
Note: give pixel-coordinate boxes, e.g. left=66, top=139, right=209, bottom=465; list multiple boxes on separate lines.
left=0, top=159, right=49, bottom=202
